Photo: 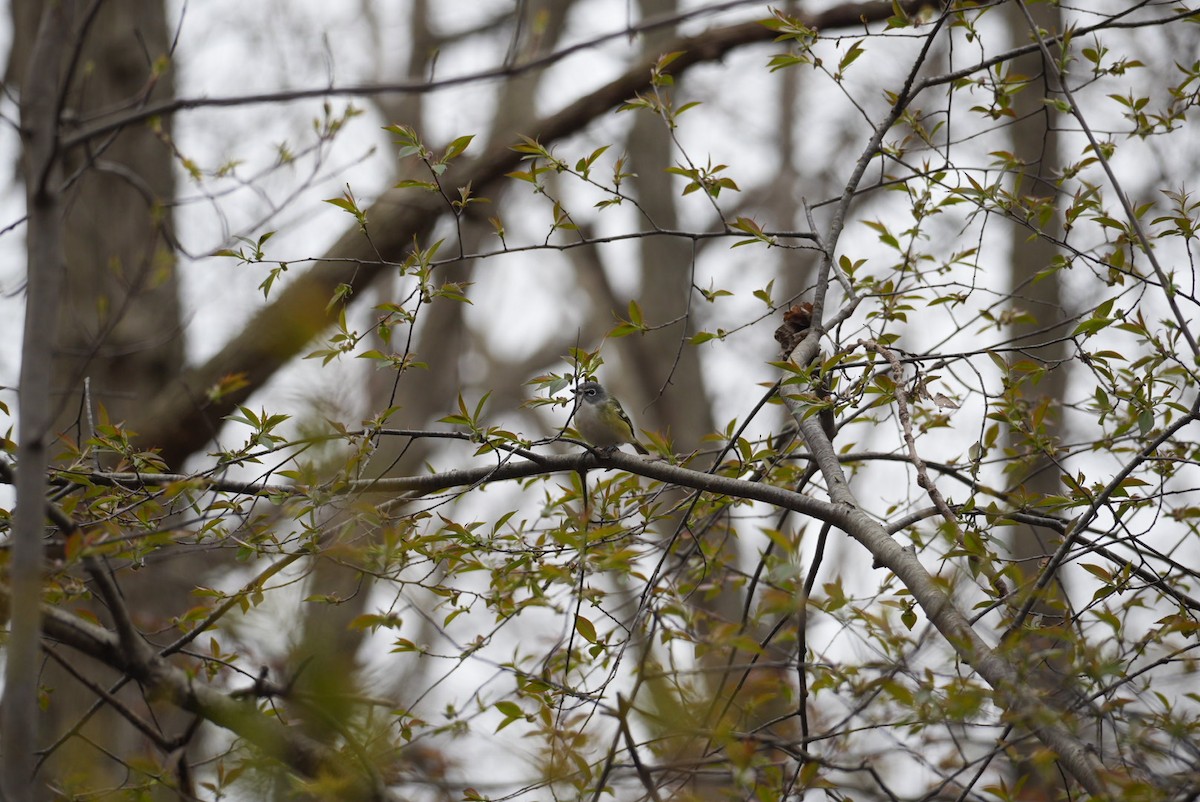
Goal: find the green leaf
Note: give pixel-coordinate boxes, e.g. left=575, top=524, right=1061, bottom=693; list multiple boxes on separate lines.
left=1071, top=318, right=1113, bottom=337
left=574, top=614, right=598, bottom=643
left=837, top=40, right=866, bottom=74
left=753, top=279, right=776, bottom=309
left=494, top=701, right=522, bottom=719
left=326, top=283, right=353, bottom=313
left=627, top=300, right=643, bottom=326
left=324, top=196, right=358, bottom=214
left=443, top=134, right=475, bottom=160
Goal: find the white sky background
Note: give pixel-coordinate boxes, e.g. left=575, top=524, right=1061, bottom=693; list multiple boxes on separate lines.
left=0, top=10, right=19, bottom=401
left=161, top=0, right=829, bottom=470
left=0, top=10, right=1191, bottom=453
left=1, top=0, right=1199, bottom=796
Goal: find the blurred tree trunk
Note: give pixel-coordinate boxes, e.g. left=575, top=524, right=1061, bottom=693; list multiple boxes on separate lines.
left=9, top=0, right=182, bottom=434
left=1002, top=3, right=1085, bottom=799
left=768, top=0, right=815, bottom=307
left=626, top=3, right=784, bottom=798
left=7, top=1, right=185, bottom=796
left=281, top=0, right=445, bottom=757
left=627, top=0, right=713, bottom=446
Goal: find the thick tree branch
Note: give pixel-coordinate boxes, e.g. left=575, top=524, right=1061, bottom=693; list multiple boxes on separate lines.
left=125, top=0, right=922, bottom=467
left=30, top=595, right=395, bottom=800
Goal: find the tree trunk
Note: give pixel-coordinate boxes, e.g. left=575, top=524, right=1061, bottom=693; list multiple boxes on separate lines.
left=7, top=0, right=185, bottom=795
left=1002, top=3, right=1089, bottom=798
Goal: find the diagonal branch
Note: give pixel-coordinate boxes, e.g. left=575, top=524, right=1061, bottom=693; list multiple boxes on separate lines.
left=782, top=393, right=1110, bottom=795
left=1012, top=0, right=1199, bottom=359
left=773, top=5, right=1111, bottom=793
left=31, top=595, right=396, bottom=801
left=42, top=647, right=168, bottom=751
left=124, top=0, right=924, bottom=468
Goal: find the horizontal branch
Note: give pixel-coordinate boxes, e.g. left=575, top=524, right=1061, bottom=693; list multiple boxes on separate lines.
left=25, top=436, right=1124, bottom=796
left=63, top=0, right=773, bottom=149
left=44, top=448, right=848, bottom=522
left=51, top=447, right=1200, bottom=615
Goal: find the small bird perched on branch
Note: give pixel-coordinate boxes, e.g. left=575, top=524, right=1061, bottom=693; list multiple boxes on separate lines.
left=571, top=380, right=649, bottom=455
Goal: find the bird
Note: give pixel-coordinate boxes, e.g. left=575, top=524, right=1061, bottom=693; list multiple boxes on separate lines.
left=571, top=380, right=649, bottom=455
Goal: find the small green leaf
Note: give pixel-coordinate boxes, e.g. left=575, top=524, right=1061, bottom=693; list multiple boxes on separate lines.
left=574, top=614, right=598, bottom=643
left=1072, top=318, right=1112, bottom=337
left=443, top=134, right=475, bottom=160
left=394, top=179, right=438, bottom=191
left=494, top=701, right=522, bottom=719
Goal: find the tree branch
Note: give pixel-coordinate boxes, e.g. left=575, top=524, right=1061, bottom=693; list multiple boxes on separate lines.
left=31, top=595, right=396, bottom=801
left=123, top=0, right=924, bottom=467
left=1013, top=0, right=1199, bottom=359
left=62, top=0, right=901, bottom=151
left=18, top=436, right=1118, bottom=796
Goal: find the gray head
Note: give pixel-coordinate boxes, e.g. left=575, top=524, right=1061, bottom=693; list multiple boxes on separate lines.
left=573, top=380, right=609, bottom=405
